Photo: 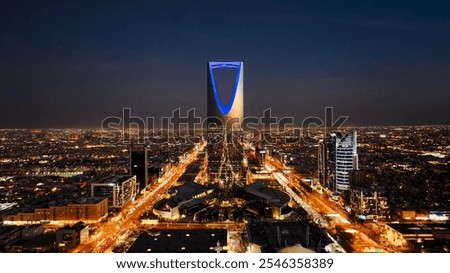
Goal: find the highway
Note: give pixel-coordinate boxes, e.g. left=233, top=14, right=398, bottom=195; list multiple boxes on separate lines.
left=72, top=141, right=206, bottom=253
left=265, top=155, right=386, bottom=253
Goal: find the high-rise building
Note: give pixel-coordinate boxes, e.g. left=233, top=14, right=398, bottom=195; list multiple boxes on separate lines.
left=318, top=132, right=358, bottom=192
left=206, top=61, right=244, bottom=188
left=130, top=146, right=148, bottom=192
left=333, top=132, right=358, bottom=192
left=317, top=140, right=328, bottom=189
left=91, top=175, right=138, bottom=208
left=207, top=61, right=244, bottom=127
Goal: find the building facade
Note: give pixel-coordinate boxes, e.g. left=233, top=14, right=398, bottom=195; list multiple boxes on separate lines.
left=334, top=132, right=358, bottom=192
left=206, top=61, right=244, bottom=188
left=318, top=132, right=358, bottom=192
left=4, top=197, right=108, bottom=223
left=56, top=222, right=89, bottom=248
left=91, top=175, right=138, bottom=208
left=207, top=61, right=244, bottom=127
left=130, top=146, right=149, bottom=192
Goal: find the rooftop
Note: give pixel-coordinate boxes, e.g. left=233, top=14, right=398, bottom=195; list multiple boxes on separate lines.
left=245, top=181, right=290, bottom=207
left=388, top=223, right=450, bottom=235
left=127, top=229, right=227, bottom=253
left=70, top=197, right=107, bottom=205
left=173, top=182, right=207, bottom=203
left=93, top=175, right=135, bottom=185
left=246, top=220, right=332, bottom=253
left=58, top=221, right=88, bottom=232
left=21, top=232, right=56, bottom=251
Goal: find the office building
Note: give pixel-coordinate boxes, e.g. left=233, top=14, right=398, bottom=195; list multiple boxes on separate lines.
left=206, top=61, right=244, bottom=188
left=130, top=146, right=149, bottom=192
left=91, top=175, right=138, bottom=208
left=207, top=61, right=244, bottom=127
left=334, top=132, right=358, bottom=191
left=318, top=132, right=358, bottom=192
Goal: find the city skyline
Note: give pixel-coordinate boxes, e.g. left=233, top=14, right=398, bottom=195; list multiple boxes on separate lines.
left=1, top=1, right=450, bottom=128
left=1, top=54, right=449, bottom=253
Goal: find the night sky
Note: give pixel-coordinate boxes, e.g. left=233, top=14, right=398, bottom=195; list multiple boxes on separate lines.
left=1, top=0, right=449, bottom=128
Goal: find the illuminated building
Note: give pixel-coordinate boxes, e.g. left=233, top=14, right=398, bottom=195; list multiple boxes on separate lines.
left=385, top=223, right=450, bottom=251
left=349, top=188, right=390, bottom=220
left=206, top=61, right=244, bottom=188
left=91, top=175, right=138, bottom=208
left=207, top=61, right=244, bottom=126
left=4, top=197, right=108, bottom=223
left=333, top=132, right=358, bottom=192
left=318, top=132, right=358, bottom=192
left=152, top=182, right=214, bottom=220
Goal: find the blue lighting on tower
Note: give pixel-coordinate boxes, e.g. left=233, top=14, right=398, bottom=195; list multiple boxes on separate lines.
left=208, top=62, right=242, bottom=115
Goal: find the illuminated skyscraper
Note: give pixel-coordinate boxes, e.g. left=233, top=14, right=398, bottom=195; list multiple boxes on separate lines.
left=318, top=132, right=358, bottom=192
left=207, top=61, right=244, bottom=127
left=332, top=132, right=358, bottom=192
left=206, top=61, right=244, bottom=189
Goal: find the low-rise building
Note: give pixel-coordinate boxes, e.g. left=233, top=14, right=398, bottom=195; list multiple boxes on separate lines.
left=384, top=223, right=450, bottom=248
left=349, top=187, right=389, bottom=220
left=246, top=220, right=333, bottom=253
left=56, top=221, right=89, bottom=248
left=0, top=226, right=22, bottom=249
left=243, top=181, right=291, bottom=219
left=22, top=224, right=44, bottom=239
left=4, top=197, right=108, bottom=223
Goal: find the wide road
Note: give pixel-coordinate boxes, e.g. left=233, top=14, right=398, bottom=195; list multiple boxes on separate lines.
left=265, top=155, right=387, bottom=253
left=72, top=141, right=206, bottom=253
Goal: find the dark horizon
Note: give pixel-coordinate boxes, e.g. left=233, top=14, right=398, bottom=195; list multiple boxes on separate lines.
left=1, top=1, right=450, bottom=128
left=0, top=123, right=448, bottom=130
